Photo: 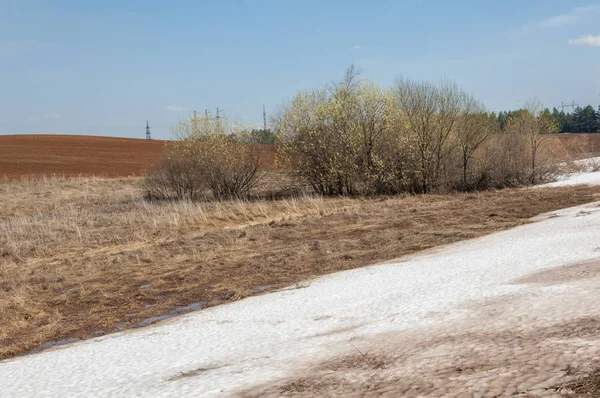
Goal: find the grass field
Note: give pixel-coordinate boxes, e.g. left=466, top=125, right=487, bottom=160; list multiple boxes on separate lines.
left=1, top=175, right=599, bottom=360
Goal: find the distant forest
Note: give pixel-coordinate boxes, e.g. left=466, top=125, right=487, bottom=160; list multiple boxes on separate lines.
left=494, top=104, right=600, bottom=134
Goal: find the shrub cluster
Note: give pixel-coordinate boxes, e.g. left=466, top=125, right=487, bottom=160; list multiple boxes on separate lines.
left=147, top=66, right=562, bottom=201
left=274, top=66, right=560, bottom=195
left=145, top=116, right=261, bottom=200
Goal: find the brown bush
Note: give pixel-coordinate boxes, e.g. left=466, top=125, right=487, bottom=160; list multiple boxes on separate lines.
left=275, top=67, right=563, bottom=195
left=145, top=116, right=262, bottom=201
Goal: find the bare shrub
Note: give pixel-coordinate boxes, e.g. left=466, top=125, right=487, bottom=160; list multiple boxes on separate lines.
left=391, top=78, right=465, bottom=193
left=452, top=97, right=496, bottom=190
left=196, top=134, right=261, bottom=200
left=505, top=100, right=560, bottom=184
left=145, top=115, right=262, bottom=201
left=144, top=147, right=205, bottom=200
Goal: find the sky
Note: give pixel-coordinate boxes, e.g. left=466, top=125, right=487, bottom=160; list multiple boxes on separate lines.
left=1, top=0, right=600, bottom=140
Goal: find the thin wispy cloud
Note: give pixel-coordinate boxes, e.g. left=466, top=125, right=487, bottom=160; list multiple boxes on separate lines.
left=164, top=105, right=187, bottom=112
left=569, top=34, right=600, bottom=47
left=537, top=5, right=600, bottom=29
left=43, top=112, right=60, bottom=119
left=28, top=111, right=60, bottom=123
left=352, top=45, right=362, bottom=50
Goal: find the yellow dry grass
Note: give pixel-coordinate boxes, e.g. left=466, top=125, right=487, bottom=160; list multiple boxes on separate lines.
left=1, top=176, right=599, bottom=360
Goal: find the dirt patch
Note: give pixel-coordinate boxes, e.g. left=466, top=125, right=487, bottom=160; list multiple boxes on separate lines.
left=167, top=363, right=226, bottom=381
left=0, top=134, right=166, bottom=179
left=512, top=259, right=600, bottom=285
left=323, top=353, right=390, bottom=372
left=0, top=135, right=279, bottom=180
left=306, top=324, right=365, bottom=339
left=240, top=286, right=600, bottom=397
left=277, top=377, right=345, bottom=396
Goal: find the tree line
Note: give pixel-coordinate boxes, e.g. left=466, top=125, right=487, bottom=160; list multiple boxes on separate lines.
left=495, top=105, right=600, bottom=134
left=146, top=66, right=568, bottom=200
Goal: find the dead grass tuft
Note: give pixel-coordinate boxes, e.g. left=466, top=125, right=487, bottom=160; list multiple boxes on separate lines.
left=555, top=368, right=600, bottom=397
left=324, top=352, right=389, bottom=372
left=278, top=377, right=343, bottom=395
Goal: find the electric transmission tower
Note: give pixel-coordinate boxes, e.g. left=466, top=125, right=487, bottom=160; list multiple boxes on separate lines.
left=558, top=101, right=579, bottom=112
left=145, top=121, right=152, bottom=140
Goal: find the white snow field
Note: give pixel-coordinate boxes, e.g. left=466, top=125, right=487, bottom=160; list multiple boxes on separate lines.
left=540, top=170, right=600, bottom=188
left=540, top=156, right=600, bottom=188
left=2, top=173, right=600, bottom=397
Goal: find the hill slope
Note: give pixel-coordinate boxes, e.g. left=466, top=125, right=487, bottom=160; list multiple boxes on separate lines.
left=0, top=135, right=166, bottom=179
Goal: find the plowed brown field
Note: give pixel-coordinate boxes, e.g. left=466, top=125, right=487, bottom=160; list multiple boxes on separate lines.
left=0, top=135, right=167, bottom=179
left=0, top=133, right=597, bottom=180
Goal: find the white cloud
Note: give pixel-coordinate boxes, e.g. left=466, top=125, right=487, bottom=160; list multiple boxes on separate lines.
left=164, top=105, right=187, bottom=112
left=43, top=111, right=60, bottom=119
left=568, top=34, right=600, bottom=47
left=537, top=5, right=600, bottom=29
left=352, top=45, right=362, bottom=50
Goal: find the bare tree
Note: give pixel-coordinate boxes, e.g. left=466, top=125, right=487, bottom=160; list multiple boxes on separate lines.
left=392, top=78, right=464, bottom=192
left=455, top=95, right=494, bottom=187
left=507, top=99, right=559, bottom=184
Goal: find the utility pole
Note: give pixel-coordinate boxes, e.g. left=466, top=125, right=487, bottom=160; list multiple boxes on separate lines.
left=263, top=105, right=267, bottom=131
left=145, top=121, right=152, bottom=140
left=193, top=110, right=197, bottom=135
left=216, top=108, right=221, bottom=133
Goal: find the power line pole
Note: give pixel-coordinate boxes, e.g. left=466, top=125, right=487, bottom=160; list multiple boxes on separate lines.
left=145, top=120, right=152, bottom=140
left=263, top=105, right=267, bottom=131
left=558, top=101, right=579, bottom=112
left=216, top=107, right=221, bottom=133
left=559, top=101, right=566, bottom=112
left=193, top=110, right=197, bottom=135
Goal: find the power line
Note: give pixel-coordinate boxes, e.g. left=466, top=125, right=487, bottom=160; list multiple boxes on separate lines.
left=558, top=101, right=579, bottom=112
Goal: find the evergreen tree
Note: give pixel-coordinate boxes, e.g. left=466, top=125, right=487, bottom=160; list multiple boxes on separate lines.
left=497, top=111, right=508, bottom=130
left=573, top=105, right=600, bottom=133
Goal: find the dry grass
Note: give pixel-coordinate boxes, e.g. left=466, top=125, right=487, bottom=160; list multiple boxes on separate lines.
left=554, top=367, right=600, bottom=397
left=1, top=176, right=599, bottom=360
left=558, top=133, right=600, bottom=160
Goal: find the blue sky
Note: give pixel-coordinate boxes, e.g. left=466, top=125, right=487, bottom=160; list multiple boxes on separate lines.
left=1, top=0, right=599, bottom=140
